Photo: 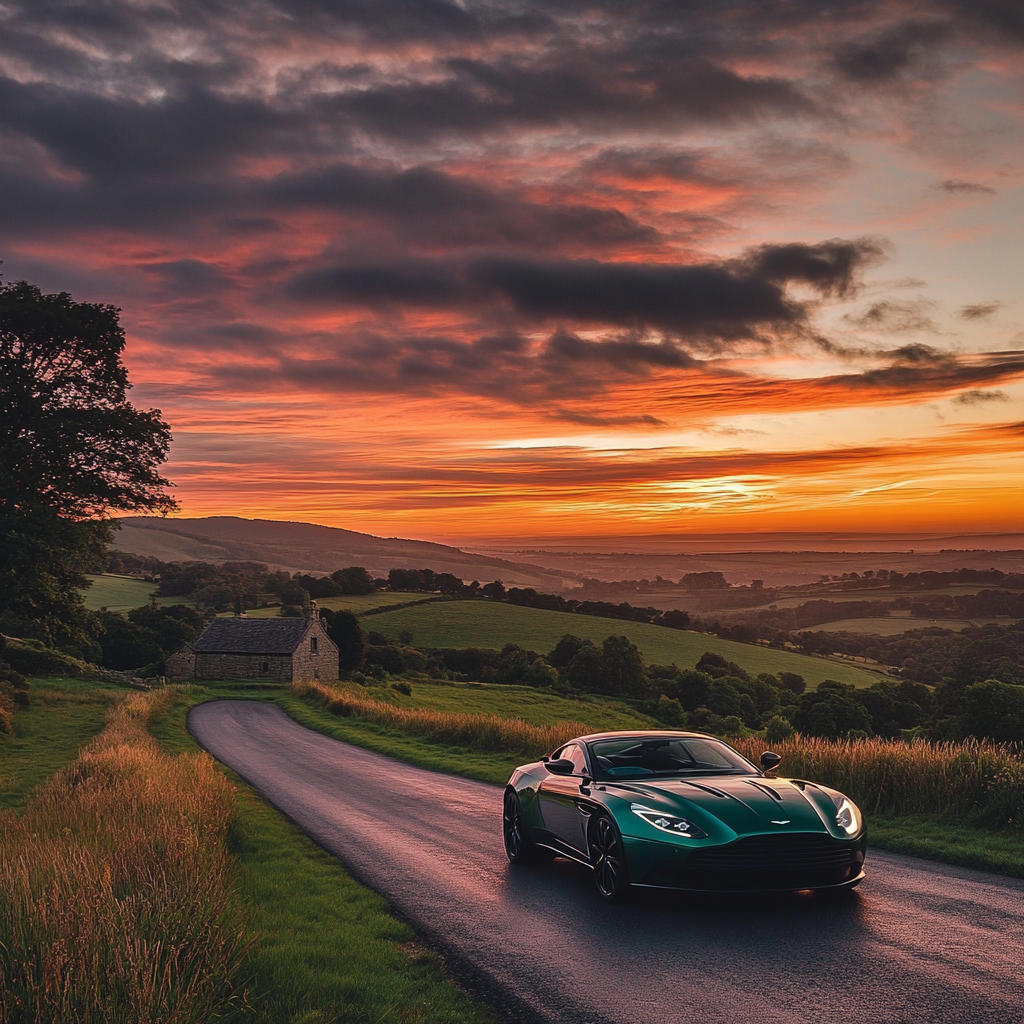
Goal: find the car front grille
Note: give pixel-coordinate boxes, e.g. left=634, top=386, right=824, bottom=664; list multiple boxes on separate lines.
left=644, top=833, right=860, bottom=891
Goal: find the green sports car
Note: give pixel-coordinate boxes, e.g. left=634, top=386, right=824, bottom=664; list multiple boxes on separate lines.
left=502, top=731, right=866, bottom=902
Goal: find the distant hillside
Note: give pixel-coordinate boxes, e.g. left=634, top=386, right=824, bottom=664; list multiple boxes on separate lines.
left=112, top=517, right=576, bottom=590
left=466, top=544, right=1024, bottom=588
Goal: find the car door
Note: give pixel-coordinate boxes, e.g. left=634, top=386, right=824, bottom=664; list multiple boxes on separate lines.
left=537, top=743, right=591, bottom=855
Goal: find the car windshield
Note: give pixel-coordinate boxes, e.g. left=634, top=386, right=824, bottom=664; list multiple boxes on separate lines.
left=589, top=736, right=759, bottom=778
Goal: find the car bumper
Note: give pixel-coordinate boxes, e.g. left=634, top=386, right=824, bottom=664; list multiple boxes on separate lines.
left=622, top=832, right=867, bottom=893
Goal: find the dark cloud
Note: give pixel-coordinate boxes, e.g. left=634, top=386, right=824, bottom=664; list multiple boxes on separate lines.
left=743, top=239, right=887, bottom=299
left=288, top=239, right=883, bottom=338
left=959, top=302, right=1000, bottom=319
left=841, top=347, right=1024, bottom=391
left=141, top=259, right=230, bottom=297
left=206, top=326, right=1024, bottom=421
left=335, top=55, right=813, bottom=142
left=934, top=179, right=997, bottom=194
left=0, top=77, right=291, bottom=181
left=884, top=343, right=957, bottom=365
left=846, top=299, right=940, bottom=334
left=275, top=0, right=484, bottom=41
left=210, top=325, right=712, bottom=411
left=221, top=217, right=285, bottom=235
left=833, top=20, right=953, bottom=83
left=270, top=163, right=659, bottom=249
left=584, top=148, right=708, bottom=183
left=471, top=256, right=794, bottom=335
left=941, top=0, right=1024, bottom=42
left=953, top=388, right=1009, bottom=405
left=288, top=261, right=464, bottom=307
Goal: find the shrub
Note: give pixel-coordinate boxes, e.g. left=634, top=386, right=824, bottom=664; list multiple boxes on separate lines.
left=764, top=715, right=795, bottom=743
left=654, top=696, right=685, bottom=726
left=392, top=680, right=413, bottom=696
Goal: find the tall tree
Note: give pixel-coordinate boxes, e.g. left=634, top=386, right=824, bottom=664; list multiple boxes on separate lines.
left=0, top=279, right=176, bottom=646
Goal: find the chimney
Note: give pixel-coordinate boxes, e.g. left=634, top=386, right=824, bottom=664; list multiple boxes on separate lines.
left=307, top=599, right=318, bottom=620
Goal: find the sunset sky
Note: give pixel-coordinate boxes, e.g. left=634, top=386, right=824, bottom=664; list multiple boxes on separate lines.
left=2, top=0, right=1022, bottom=542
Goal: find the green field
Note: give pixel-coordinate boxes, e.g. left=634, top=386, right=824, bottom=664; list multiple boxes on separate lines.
left=366, top=679, right=653, bottom=730
left=83, top=574, right=196, bottom=612
left=368, top=601, right=882, bottom=688
left=817, top=615, right=1014, bottom=636
left=82, top=574, right=155, bottom=610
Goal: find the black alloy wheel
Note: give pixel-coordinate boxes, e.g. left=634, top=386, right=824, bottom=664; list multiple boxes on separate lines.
left=589, top=815, right=628, bottom=902
left=503, top=790, right=535, bottom=863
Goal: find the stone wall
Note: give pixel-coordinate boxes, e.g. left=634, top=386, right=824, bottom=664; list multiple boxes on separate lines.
left=165, top=645, right=195, bottom=680
left=290, top=615, right=340, bottom=683
left=194, top=652, right=292, bottom=681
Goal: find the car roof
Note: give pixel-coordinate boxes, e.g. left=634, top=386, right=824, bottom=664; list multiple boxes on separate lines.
left=570, top=730, right=719, bottom=744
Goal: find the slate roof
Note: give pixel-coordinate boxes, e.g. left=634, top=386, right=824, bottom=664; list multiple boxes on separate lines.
left=191, top=617, right=311, bottom=655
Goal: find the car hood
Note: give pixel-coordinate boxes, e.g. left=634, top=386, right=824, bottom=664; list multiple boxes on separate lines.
left=606, top=775, right=840, bottom=840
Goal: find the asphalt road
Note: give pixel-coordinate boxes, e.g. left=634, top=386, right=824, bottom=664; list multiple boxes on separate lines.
left=188, top=700, right=1024, bottom=1024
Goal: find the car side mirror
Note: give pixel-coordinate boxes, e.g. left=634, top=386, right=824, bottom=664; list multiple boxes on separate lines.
left=546, top=758, right=575, bottom=775
left=760, top=751, right=782, bottom=773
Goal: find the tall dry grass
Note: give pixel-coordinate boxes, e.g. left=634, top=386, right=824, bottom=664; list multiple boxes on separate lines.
left=299, top=681, right=1024, bottom=829
left=0, top=688, right=248, bottom=1024
left=298, top=680, right=589, bottom=757
left=730, top=735, right=1024, bottom=829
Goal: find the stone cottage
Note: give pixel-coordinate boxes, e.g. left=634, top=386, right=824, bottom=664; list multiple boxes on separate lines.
left=166, top=605, right=339, bottom=683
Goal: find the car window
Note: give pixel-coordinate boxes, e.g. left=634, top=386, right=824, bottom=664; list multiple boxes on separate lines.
left=561, top=743, right=589, bottom=775
left=590, top=736, right=758, bottom=777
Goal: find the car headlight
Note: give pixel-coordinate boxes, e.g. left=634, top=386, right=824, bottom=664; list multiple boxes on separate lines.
left=832, top=795, right=862, bottom=836
left=631, top=804, right=708, bottom=838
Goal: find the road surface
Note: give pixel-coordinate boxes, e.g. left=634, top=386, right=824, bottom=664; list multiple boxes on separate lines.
left=188, top=700, right=1024, bottom=1024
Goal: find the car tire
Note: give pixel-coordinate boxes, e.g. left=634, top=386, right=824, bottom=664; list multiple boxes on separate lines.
left=503, top=789, right=549, bottom=864
left=589, top=814, right=630, bottom=903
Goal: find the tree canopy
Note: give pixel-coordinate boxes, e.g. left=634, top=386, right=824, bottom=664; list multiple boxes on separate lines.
left=0, top=279, right=176, bottom=644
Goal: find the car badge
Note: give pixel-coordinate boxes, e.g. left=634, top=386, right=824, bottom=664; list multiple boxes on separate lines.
left=770, top=819, right=791, bottom=824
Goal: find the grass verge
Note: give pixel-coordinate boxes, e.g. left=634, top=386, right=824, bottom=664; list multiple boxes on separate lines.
left=0, top=677, right=120, bottom=812
left=0, top=687, right=246, bottom=1024
left=151, top=684, right=494, bottom=1024
left=3, top=679, right=494, bottom=1024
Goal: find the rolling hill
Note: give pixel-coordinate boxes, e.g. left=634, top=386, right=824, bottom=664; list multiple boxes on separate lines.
left=112, top=516, right=575, bottom=590
left=366, top=601, right=883, bottom=689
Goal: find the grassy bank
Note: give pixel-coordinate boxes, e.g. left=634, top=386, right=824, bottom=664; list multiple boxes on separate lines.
left=2, top=680, right=494, bottom=1024
left=0, top=678, right=120, bottom=812
left=0, top=688, right=246, bottom=1024
left=366, top=600, right=881, bottom=688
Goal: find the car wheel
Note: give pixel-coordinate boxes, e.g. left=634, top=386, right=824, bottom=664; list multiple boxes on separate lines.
left=503, top=789, right=547, bottom=864
left=589, top=814, right=629, bottom=903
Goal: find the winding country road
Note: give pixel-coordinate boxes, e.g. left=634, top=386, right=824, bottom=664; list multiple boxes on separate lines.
left=188, top=700, right=1024, bottom=1024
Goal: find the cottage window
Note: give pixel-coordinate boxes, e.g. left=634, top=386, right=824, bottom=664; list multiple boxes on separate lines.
left=261, top=661, right=269, bottom=673
left=311, top=636, right=318, bottom=654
